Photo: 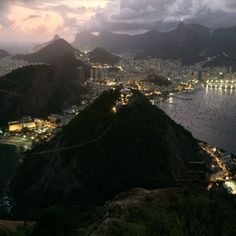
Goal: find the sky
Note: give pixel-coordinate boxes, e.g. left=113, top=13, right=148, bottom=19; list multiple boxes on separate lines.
left=0, top=0, right=236, bottom=43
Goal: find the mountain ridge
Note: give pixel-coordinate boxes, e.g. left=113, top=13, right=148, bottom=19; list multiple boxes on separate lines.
left=74, top=23, right=236, bottom=65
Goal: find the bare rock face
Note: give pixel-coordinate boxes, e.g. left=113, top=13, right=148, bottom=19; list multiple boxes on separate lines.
left=89, top=188, right=182, bottom=236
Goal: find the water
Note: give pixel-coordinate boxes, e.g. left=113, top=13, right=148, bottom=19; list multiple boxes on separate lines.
left=0, top=144, right=23, bottom=195
left=157, top=87, right=236, bottom=154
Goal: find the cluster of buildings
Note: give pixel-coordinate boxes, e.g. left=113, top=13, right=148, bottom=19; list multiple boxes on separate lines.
left=112, top=87, right=132, bottom=113
left=8, top=116, right=36, bottom=132
left=3, top=101, right=92, bottom=148
left=121, top=55, right=201, bottom=82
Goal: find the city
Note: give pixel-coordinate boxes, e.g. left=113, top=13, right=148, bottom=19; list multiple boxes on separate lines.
left=1, top=0, right=236, bottom=235
left=1, top=53, right=236, bottom=196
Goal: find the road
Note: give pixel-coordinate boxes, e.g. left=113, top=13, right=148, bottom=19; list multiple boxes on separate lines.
left=0, top=136, right=31, bottom=148
left=200, top=143, right=229, bottom=181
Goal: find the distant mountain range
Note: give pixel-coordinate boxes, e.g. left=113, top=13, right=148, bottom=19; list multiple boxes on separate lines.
left=0, top=49, right=10, bottom=59
left=74, top=23, right=236, bottom=66
left=10, top=89, right=207, bottom=214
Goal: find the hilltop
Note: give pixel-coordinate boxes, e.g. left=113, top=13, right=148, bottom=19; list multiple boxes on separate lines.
left=15, top=38, right=78, bottom=64
left=10, top=89, right=207, bottom=215
left=88, top=47, right=121, bottom=65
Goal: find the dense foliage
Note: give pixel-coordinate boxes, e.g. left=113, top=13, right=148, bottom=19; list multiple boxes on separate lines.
left=26, top=190, right=236, bottom=236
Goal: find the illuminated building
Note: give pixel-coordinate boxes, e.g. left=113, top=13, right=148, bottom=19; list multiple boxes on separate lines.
left=76, top=66, right=86, bottom=84
left=8, top=121, right=23, bottom=132
left=23, top=121, right=36, bottom=129
left=8, top=117, right=36, bottom=131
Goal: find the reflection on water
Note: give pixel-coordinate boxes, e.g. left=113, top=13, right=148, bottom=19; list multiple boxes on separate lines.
left=158, top=88, right=236, bottom=154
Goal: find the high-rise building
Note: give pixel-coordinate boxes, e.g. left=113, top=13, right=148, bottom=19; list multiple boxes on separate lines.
left=90, top=66, right=110, bottom=82
left=76, top=66, right=86, bottom=84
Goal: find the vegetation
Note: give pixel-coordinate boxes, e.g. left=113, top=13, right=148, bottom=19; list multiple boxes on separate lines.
left=148, top=74, right=172, bottom=87
left=8, top=89, right=210, bottom=235
left=0, top=145, right=23, bottom=195
left=24, top=189, right=236, bottom=236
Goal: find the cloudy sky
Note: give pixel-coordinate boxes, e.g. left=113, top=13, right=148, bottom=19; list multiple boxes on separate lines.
left=0, top=0, right=236, bottom=42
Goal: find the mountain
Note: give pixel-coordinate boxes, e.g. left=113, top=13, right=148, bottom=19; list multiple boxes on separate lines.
left=10, top=88, right=207, bottom=216
left=212, top=26, right=236, bottom=42
left=74, top=23, right=236, bottom=65
left=14, top=38, right=90, bottom=80
left=0, top=64, right=87, bottom=124
left=73, top=30, right=97, bottom=51
left=203, top=53, right=236, bottom=71
left=15, top=38, right=77, bottom=64
left=0, top=50, right=10, bottom=59
left=88, top=47, right=121, bottom=65
left=33, top=34, right=61, bottom=52
left=0, top=38, right=90, bottom=123
left=50, top=52, right=90, bottom=81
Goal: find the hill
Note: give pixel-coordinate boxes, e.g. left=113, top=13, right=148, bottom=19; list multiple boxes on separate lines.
left=49, top=52, right=90, bottom=81
left=15, top=38, right=77, bottom=64
left=13, top=38, right=90, bottom=82
left=33, top=34, right=61, bottom=52
left=212, top=26, right=236, bottom=42
left=0, top=50, right=10, bottom=59
left=203, top=53, right=236, bottom=71
left=0, top=64, right=87, bottom=124
left=10, top=88, right=207, bottom=215
left=148, top=74, right=172, bottom=87
left=88, top=47, right=121, bottom=65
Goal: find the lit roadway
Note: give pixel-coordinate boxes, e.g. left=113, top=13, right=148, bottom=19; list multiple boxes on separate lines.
left=200, top=144, right=229, bottom=182
left=204, top=79, right=236, bottom=89
left=0, top=136, right=31, bottom=148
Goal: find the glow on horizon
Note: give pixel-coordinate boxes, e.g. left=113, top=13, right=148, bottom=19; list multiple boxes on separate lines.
left=8, top=6, right=64, bottom=33
left=0, top=0, right=109, bottom=42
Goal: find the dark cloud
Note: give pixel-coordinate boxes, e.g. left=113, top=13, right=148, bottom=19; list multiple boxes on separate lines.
left=1, top=0, right=236, bottom=37
left=23, top=14, right=41, bottom=21
left=85, top=0, right=236, bottom=32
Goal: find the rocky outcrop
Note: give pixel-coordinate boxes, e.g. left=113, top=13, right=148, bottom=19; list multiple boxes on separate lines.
left=89, top=188, right=182, bottom=236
